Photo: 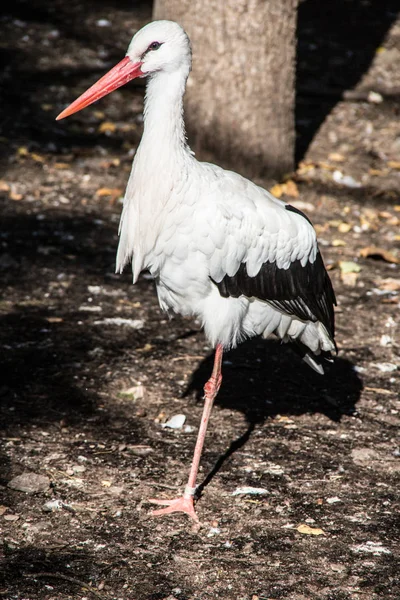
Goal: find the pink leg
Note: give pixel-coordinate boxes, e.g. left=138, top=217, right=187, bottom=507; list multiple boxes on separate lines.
left=149, top=344, right=224, bottom=523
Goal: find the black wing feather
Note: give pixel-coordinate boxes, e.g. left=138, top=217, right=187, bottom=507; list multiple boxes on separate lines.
left=213, top=250, right=336, bottom=339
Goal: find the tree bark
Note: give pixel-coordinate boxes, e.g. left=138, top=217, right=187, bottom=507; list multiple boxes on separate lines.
left=153, top=0, right=298, bottom=180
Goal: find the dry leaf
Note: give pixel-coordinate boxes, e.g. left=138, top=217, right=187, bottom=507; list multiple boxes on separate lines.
left=319, top=161, right=336, bottom=171
left=329, top=219, right=343, bottom=228
left=338, top=222, right=352, bottom=233
left=101, top=480, right=112, bottom=487
left=96, top=187, right=122, bottom=198
left=30, top=152, right=45, bottom=163
left=326, top=262, right=337, bottom=271
left=98, top=121, right=116, bottom=134
left=284, top=180, right=299, bottom=198
left=270, top=184, right=284, bottom=198
left=297, top=524, right=325, bottom=536
left=270, top=180, right=298, bottom=199
left=359, top=246, right=400, bottom=264
left=388, top=161, right=400, bottom=170
left=328, top=152, right=345, bottom=162
left=289, top=200, right=314, bottom=212
left=46, top=317, right=64, bottom=323
left=9, top=191, right=23, bottom=201
left=0, top=180, right=10, bottom=192
left=136, top=343, right=153, bottom=353
left=332, top=239, right=346, bottom=247
left=339, top=261, right=361, bottom=274
left=379, top=278, right=400, bottom=291
left=95, top=187, right=122, bottom=205
left=369, top=168, right=388, bottom=176
left=339, top=261, right=361, bottom=286
left=273, top=415, right=294, bottom=424
left=100, top=158, right=121, bottom=169
left=314, top=223, right=329, bottom=234
left=54, top=162, right=70, bottom=169
left=364, top=386, right=395, bottom=395
left=341, top=272, right=358, bottom=286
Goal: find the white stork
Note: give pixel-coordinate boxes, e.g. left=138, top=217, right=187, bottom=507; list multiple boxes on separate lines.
left=57, top=20, right=336, bottom=523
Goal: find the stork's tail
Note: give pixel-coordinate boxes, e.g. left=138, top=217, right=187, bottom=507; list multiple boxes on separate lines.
left=293, top=339, right=335, bottom=375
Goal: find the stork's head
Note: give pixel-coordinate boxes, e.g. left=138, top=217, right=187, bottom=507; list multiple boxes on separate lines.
left=56, top=20, right=191, bottom=120
left=128, top=20, right=191, bottom=76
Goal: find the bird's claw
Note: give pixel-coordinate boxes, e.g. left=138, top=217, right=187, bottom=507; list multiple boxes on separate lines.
left=148, top=495, right=200, bottom=523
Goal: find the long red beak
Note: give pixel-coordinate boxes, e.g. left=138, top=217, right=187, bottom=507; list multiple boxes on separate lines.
left=56, top=56, right=143, bottom=120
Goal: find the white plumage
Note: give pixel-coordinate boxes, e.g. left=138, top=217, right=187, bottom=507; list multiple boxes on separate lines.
left=57, top=20, right=336, bottom=522
left=113, top=21, right=335, bottom=361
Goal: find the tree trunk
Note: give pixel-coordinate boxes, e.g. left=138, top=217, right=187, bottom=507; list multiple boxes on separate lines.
left=153, top=0, right=298, bottom=180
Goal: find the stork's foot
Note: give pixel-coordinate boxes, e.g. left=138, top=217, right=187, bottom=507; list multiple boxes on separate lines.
left=149, top=495, right=199, bottom=523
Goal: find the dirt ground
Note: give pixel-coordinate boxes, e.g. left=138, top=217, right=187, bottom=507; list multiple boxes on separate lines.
left=1, top=1, right=400, bottom=599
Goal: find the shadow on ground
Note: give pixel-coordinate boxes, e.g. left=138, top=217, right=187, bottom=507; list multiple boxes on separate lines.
left=184, top=339, right=362, bottom=494
left=1, top=196, right=363, bottom=491
left=296, top=0, right=399, bottom=160
left=1, top=545, right=176, bottom=599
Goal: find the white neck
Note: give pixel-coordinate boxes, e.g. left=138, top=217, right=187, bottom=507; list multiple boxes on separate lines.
left=139, top=66, right=192, bottom=168
left=116, top=64, right=194, bottom=280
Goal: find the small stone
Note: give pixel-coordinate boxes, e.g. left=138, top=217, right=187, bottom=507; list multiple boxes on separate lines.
left=374, top=362, right=397, bottom=373
left=4, top=514, right=19, bottom=521
left=380, top=334, right=392, bottom=347
left=352, top=541, right=391, bottom=555
left=120, top=384, right=146, bottom=399
left=231, top=486, right=269, bottom=496
left=332, top=170, right=362, bottom=188
left=94, top=317, right=144, bottom=329
left=72, top=464, right=86, bottom=474
left=367, top=91, right=383, bottom=104
left=128, top=445, right=153, bottom=456
left=8, top=472, right=50, bottom=494
left=43, top=499, right=63, bottom=512
left=326, top=496, right=341, bottom=504
left=161, top=414, right=186, bottom=429
left=96, top=19, right=111, bottom=27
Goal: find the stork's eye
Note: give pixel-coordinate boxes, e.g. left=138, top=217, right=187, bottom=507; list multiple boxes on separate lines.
left=148, top=41, right=161, bottom=51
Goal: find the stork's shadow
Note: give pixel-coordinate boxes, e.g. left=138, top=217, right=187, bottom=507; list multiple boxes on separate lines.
left=183, top=338, right=362, bottom=494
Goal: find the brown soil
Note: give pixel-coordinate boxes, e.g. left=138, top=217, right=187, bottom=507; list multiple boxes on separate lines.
left=1, top=2, right=399, bottom=599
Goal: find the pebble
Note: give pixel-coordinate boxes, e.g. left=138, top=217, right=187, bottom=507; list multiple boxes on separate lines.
left=352, top=541, right=391, bottom=555
left=161, top=414, right=186, bottom=429
left=374, top=362, right=397, bottom=373
left=94, top=317, right=144, bottom=329
left=96, top=19, right=111, bottom=27
left=43, top=499, right=63, bottom=512
left=367, top=91, right=383, bottom=104
left=332, top=170, right=362, bottom=188
left=326, top=496, right=341, bottom=504
left=231, top=486, right=269, bottom=496
left=8, top=472, right=50, bottom=494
